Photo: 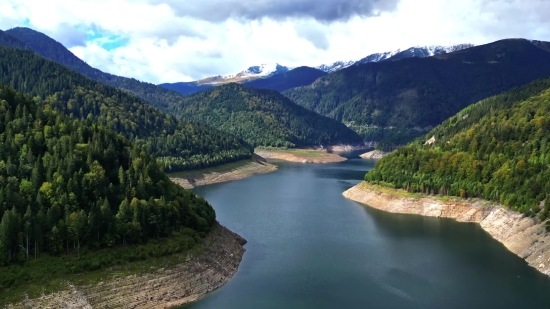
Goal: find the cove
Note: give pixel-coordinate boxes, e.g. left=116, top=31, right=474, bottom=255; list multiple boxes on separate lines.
left=181, top=153, right=550, bottom=309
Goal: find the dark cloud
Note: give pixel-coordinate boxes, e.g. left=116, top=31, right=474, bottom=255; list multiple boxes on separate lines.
left=156, top=0, right=401, bottom=23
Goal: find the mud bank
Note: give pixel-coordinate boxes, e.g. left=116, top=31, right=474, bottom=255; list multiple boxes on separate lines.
left=255, top=149, right=346, bottom=163
left=359, top=150, right=389, bottom=159
left=343, top=182, right=550, bottom=276
left=171, top=154, right=277, bottom=189
left=7, top=224, right=246, bottom=309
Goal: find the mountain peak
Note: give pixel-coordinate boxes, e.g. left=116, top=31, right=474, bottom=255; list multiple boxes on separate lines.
left=314, top=43, right=475, bottom=72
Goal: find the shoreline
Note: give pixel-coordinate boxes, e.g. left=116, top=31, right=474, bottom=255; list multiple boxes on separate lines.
left=343, top=182, right=550, bottom=276
left=7, top=223, right=246, bottom=309
left=359, top=150, right=389, bottom=159
left=254, top=149, right=347, bottom=163
left=170, top=154, right=277, bottom=189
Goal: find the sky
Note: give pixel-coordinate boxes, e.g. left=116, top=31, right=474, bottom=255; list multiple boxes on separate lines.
left=1, top=0, right=550, bottom=84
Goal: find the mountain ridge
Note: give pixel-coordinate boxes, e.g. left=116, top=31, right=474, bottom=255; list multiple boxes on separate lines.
left=168, top=83, right=364, bottom=148
left=158, top=43, right=474, bottom=95
left=283, top=38, right=550, bottom=143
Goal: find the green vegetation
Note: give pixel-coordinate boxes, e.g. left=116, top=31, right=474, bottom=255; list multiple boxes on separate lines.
left=168, top=159, right=253, bottom=178
left=169, top=83, right=363, bottom=148
left=0, top=45, right=252, bottom=172
left=0, top=230, right=202, bottom=305
left=365, top=78, right=550, bottom=219
left=284, top=39, right=550, bottom=145
left=0, top=85, right=217, bottom=297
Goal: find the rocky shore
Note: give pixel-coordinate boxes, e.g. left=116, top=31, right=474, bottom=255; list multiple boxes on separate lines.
left=7, top=224, right=246, bottom=309
left=359, top=150, right=389, bottom=159
left=255, top=149, right=346, bottom=163
left=343, top=182, right=550, bottom=276
left=171, top=154, right=277, bottom=189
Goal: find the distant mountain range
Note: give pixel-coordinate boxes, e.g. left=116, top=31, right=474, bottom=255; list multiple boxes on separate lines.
left=284, top=39, right=550, bottom=143
left=160, top=43, right=474, bottom=95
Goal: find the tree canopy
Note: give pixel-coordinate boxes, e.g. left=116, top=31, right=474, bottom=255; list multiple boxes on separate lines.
left=366, top=78, right=550, bottom=220
left=0, top=45, right=252, bottom=172
left=0, top=84, right=216, bottom=267
left=170, top=83, right=364, bottom=148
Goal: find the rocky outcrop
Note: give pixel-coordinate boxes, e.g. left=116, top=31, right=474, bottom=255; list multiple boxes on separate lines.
left=343, top=182, right=550, bottom=276
left=360, top=150, right=389, bottom=159
left=7, top=224, right=246, bottom=309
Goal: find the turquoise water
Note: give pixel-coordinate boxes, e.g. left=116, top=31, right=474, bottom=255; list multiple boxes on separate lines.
left=182, top=154, right=550, bottom=309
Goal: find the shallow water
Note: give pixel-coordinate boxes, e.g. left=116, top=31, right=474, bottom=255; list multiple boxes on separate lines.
left=181, top=153, right=550, bottom=309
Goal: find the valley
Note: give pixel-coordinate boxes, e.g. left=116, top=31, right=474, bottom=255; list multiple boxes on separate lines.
left=1, top=8, right=550, bottom=309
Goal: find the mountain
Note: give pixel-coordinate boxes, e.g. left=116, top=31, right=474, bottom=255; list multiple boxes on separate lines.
left=157, top=81, right=214, bottom=95
left=169, top=83, right=363, bottom=148
left=283, top=39, right=550, bottom=143
left=316, top=60, right=355, bottom=73
left=0, top=82, right=216, bottom=266
left=157, top=43, right=475, bottom=96
left=160, top=66, right=325, bottom=95
left=3, top=27, right=188, bottom=111
left=359, top=44, right=475, bottom=64
left=315, top=44, right=474, bottom=72
left=242, top=66, right=327, bottom=92
left=200, top=63, right=291, bottom=84
left=366, top=77, right=550, bottom=219
left=0, top=43, right=252, bottom=172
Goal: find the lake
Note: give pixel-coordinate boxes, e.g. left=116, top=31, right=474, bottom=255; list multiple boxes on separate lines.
left=182, top=153, right=550, bottom=309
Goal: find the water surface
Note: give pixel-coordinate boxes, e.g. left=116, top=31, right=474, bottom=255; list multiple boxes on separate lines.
left=182, top=153, right=550, bottom=309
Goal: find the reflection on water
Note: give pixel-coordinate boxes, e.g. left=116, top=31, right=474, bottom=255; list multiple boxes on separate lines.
left=181, top=156, right=550, bottom=309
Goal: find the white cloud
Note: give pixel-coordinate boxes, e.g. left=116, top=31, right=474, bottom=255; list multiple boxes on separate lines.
left=2, top=0, right=550, bottom=84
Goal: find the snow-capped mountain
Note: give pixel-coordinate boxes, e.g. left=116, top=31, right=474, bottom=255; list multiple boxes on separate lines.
left=183, top=43, right=475, bottom=87
left=316, top=43, right=475, bottom=72
left=198, top=63, right=292, bottom=85
left=316, top=60, right=355, bottom=73
left=376, top=44, right=475, bottom=62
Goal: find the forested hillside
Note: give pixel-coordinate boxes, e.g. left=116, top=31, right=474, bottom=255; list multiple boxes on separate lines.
left=0, top=46, right=252, bottom=172
left=3, top=27, right=186, bottom=112
left=284, top=39, right=550, bottom=142
left=366, top=78, right=550, bottom=219
left=0, top=84, right=216, bottom=266
left=242, top=66, right=327, bottom=92
left=170, top=83, right=363, bottom=148
left=158, top=81, right=214, bottom=95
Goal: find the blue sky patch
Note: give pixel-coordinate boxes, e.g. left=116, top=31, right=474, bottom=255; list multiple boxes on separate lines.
left=82, top=27, right=128, bottom=51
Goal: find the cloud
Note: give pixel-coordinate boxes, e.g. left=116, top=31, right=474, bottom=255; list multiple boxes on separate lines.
left=44, top=23, right=87, bottom=47
left=294, top=22, right=330, bottom=50
left=157, top=0, right=401, bottom=23
left=2, top=0, right=550, bottom=85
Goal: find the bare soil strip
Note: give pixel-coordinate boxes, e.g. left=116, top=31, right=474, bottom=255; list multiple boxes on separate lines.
left=7, top=224, right=246, bottom=309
